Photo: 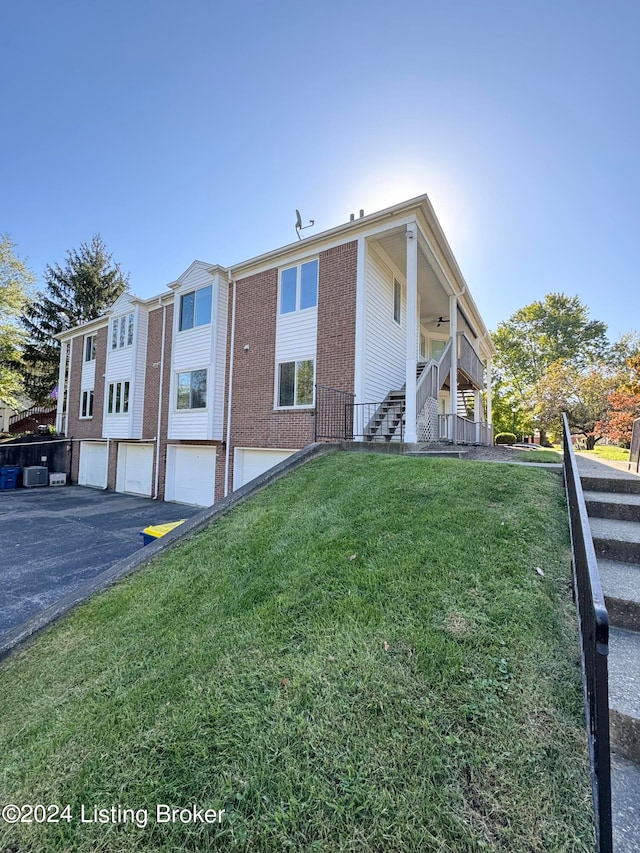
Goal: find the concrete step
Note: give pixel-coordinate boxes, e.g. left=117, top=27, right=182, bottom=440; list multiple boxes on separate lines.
left=584, top=490, right=640, bottom=522
left=599, top=559, right=640, bottom=631
left=611, top=752, right=640, bottom=852
left=590, top=518, right=640, bottom=564
left=581, top=475, right=640, bottom=496
left=609, top=627, right=640, bottom=764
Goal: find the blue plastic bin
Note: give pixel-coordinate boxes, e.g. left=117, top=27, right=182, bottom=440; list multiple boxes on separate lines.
left=0, top=466, right=20, bottom=490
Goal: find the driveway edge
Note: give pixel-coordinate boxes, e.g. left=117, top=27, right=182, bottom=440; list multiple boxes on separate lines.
left=0, top=442, right=337, bottom=663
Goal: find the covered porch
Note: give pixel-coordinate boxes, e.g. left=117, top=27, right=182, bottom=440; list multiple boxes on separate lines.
left=358, top=215, right=494, bottom=445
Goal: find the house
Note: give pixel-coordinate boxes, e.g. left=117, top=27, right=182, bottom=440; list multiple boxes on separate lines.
left=55, top=194, right=496, bottom=507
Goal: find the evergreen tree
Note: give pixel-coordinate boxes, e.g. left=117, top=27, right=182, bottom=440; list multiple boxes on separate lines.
left=21, top=235, right=129, bottom=402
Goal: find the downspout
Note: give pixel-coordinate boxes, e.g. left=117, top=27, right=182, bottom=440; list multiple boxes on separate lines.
left=224, top=278, right=237, bottom=497
left=64, top=337, right=73, bottom=437
left=153, top=297, right=167, bottom=500
left=103, top=438, right=110, bottom=489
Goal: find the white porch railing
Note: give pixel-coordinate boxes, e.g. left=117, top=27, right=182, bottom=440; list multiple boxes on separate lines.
left=437, top=414, right=492, bottom=445
left=457, top=333, right=484, bottom=388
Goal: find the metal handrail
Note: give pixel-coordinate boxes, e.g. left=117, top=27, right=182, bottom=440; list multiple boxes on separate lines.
left=562, top=412, right=612, bottom=853
left=629, top=417, right=640, bottom=474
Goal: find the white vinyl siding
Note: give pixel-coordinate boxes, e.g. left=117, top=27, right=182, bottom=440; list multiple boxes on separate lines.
left=363, top=249, right=406, bottom=402
left=168, top=264, right=227, bottom=441
left=104, top=299, right=136, bottom=438
left=274, top=272, right=317, bottom=409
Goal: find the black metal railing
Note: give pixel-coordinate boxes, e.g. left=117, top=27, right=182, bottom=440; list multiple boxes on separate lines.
left=629, top=417, right=640, bottom=474
left=353, top=400, right=404, bottom=442
left=314, top=385, right=355, bottom=442
left=562, top=412, right=612, bottom=853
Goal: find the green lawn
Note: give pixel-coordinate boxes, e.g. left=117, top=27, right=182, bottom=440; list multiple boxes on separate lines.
left=578, top=445, right=630, bottom=462
left=515, top=450, right=563, bottom=464
left=0, top=454, right=593, bottom=852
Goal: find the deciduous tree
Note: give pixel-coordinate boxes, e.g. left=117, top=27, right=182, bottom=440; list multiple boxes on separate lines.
left=0, top=236, right=34, bottom=407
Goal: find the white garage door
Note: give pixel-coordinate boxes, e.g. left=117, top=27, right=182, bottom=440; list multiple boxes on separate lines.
left=116, top=444, right=154, bottom=496
left=233, top=448, right=296, bottom=490
left=166, top=446, right=216, bottom=507
left=78, top=441, right=108, bottom=489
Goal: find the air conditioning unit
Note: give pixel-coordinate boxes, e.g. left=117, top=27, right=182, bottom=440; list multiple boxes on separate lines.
left=23, top=466, right=49, bottom=487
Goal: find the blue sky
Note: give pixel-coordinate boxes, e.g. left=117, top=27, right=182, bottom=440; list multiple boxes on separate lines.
left=2, top=0, right=638, bottom=340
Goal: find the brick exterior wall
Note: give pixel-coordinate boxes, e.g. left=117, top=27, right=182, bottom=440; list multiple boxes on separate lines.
left=67, top=326, right=107, bottom=483
left=217, top=239, right=358, bottom=501
left=316, top=241, right=358, bottom=391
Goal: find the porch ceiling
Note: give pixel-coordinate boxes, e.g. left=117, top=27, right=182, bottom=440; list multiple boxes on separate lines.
left=374, top=230, right=450, bottom=327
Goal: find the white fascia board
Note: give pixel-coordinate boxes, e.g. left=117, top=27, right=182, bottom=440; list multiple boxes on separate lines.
left=229, top=212, right=420, bottom=281
left=56, top=316, right=109, bottom=342
left=138, top=292, right=175, bottom=308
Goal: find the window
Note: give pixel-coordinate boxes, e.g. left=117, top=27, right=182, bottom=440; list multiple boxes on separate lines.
left=80, top=389, right=94, bottom=418
left=179, top=286, right=213, bottom=331
left=107, top=381, right=130, bottom=414
left=277, top=359, right=314, bottom=407
left=279, top=260, right=318, bottom=314
left=111, top=314, right=134, bottom=349
left=430, top=340, right=446, bottom=361
left=84, top=335, right=96, bottom=362
left=176, top=369, right=207, bottom=409
left=393, top=279, right=401, bottom=324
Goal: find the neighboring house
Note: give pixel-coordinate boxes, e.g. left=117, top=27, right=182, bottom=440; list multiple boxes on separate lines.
left=55, top=194, right=496, bottom=507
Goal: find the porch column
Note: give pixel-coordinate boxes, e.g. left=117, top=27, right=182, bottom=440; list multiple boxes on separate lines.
left=449, top=293, right=458, bottom=442
left=56, top=339, right=68, bottom=434
left=486, top=356, right=493, bottom=427
left=404, top=223, right=418, bottom=443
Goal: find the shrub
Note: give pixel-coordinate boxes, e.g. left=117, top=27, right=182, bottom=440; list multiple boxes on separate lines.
left=495, top=432, right=516, bottom=445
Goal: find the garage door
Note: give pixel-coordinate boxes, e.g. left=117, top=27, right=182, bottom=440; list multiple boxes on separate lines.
left=116, top=444, right=154, bottom=497
left=78, top=442, right=108, bottom=489
left=166, top=446, right=216, bottom=507
left=233, top=448, right=296, bottom=490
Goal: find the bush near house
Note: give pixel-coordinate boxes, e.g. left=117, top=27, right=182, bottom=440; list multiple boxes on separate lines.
left=494, top=432, right=517, bottom=445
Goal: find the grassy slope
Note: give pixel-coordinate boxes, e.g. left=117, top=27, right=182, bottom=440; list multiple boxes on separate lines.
left=515, top=450, right=563, bottom=464
left=0, top=454, right=592, bottom=852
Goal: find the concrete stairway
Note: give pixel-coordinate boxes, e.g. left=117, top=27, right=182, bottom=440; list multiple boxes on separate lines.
left=582, top=472, right=640, bottom=851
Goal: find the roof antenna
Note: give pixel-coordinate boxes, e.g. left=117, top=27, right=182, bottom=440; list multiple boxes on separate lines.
left=295, top=209, right=314, bottom=240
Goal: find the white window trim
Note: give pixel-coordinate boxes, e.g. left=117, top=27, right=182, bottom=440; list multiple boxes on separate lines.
left=278, top=258, right=319, bottom=316
left=110, top=313, right=135, bottom=350
left=174, top=367, right=208, bottom=412
left=178, top=285, right=213, bottom=333
left=274, top=358, right=316, bottom=410
left=106, top=380, right=130, bottom=416
left=84, top=334, right=97, bottom=362
left=79, top=389, right=94, bottom=419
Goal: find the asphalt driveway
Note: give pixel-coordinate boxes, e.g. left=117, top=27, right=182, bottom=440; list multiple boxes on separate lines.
left=0, top=485, right=201, bottom=639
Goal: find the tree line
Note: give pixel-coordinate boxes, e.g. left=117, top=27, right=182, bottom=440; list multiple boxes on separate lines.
left=492, top=293, right=640, bottom=448
left=0, top=235, right=128, bottom=411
